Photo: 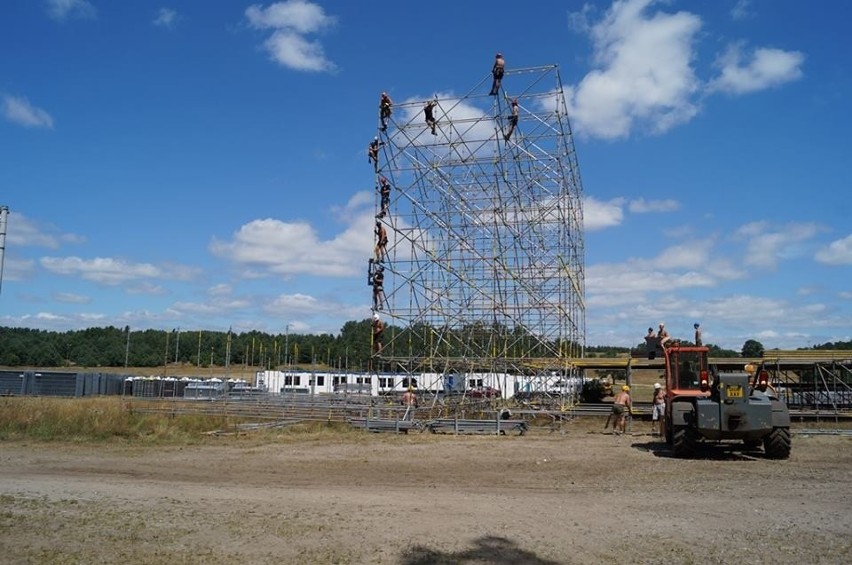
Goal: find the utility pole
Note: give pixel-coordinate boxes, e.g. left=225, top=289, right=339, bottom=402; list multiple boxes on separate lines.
left=0, top=205, right=9, bottom=295
left=174, top=327, right=181, bottom=365
left=124, top=325, right=131, bottom=368
left=285, top=324, right=290, bottom=370
left=163, top=330, right=170, bottom=378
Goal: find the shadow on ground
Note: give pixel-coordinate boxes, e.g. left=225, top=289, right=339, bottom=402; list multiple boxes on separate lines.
left=399, top=535, right=561, bottom=565
left=631, top=440, right=762, bottom=461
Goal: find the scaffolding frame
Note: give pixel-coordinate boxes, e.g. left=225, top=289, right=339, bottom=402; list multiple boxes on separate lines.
left=369, top=65, right=586, bottom=390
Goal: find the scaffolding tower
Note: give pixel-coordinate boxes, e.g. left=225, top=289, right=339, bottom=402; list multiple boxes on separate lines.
left=370, top=64, right=585, bottom=385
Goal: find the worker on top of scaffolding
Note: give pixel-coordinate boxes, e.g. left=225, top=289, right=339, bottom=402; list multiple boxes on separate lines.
left=489, top=52, right=505, bottom=96
left=374, top=220, right=388, bottom=262
left=424, top=99, right=438, bottom=135
left=368, top=136, right=383, bottom=172
left=504, top=99, right=519, bottom=141
left=379, top=91, right=393, bottom=131
left=377, top=176, right=391, bottom=218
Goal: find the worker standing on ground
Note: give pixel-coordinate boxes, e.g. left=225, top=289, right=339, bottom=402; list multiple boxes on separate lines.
left=504, top=99, right=519, bottom=141
left=401, top=387, right=418, bottom=420
left=651, top=382, right=665, bottom=438
left=612, top=385, right=632, bottom=435
left=489, top=52, right=505, bottom=95
left=424, top=99, right=438, bottom=135
left=379, top=92, right=393, bottom=131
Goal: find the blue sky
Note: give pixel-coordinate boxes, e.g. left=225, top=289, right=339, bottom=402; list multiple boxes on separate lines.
left=1, top=0, right=850, bottom=351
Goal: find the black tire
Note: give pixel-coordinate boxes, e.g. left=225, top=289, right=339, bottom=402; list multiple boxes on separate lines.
left=763, top=427, right=791, bottom=459
left=672, top=426, right=697, bottom=458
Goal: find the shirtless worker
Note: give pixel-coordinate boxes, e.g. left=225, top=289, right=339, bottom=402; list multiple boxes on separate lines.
left=374, top=220, right=388, bottom=262
left=371, top=313, right=384, bottom=356
left=489, top=52, right=505, bottom=95
left=401, top=387, right=418, bottom=420
left=657, top=322, right=670, bottom=348
left=504, top=99, right=519, bottom=141
left=612, top=385, right=632, bottom=435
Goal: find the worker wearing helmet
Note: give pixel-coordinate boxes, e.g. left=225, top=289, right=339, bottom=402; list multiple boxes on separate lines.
left=611, top=384, right=633, bottom=435
left=371, top=313, right=384, bottom=356
left=489, top=52, right=505, bottom=95
left=368, top=136, right=384, bottom=172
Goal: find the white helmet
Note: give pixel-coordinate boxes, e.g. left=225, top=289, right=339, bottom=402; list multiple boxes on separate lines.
left=373, top=313, right=380, bottom=321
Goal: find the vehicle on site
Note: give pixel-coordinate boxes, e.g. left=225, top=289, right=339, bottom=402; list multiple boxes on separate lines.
left=647, top=338, right=791, bottom=459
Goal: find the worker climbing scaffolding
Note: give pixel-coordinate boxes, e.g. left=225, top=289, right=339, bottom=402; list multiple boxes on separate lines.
left=359, top=58, right=586, bottom=382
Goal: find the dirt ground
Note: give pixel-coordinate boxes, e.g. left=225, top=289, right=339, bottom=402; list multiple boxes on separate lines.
left=1, top=421, right=850, bottom=565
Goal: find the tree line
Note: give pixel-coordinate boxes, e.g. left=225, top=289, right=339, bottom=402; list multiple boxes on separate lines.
left=0, top=324, right=846, bottom=371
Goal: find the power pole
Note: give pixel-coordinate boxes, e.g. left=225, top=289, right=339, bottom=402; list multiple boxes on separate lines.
left=0, top=205, right=9, bottom=295
left=174, top=327, right=181, bottom=364
left=124, top=325, right=131, bottom=368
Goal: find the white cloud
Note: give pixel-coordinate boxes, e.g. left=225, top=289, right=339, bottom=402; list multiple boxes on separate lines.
left=2, top=95, right=54, bottom=129
left=46, top=0, right=96, bottom=21
left=208, top=283, right=233, bottom=296
left=735, top=221, right=819, bottom=268
left=40, top=256, right=199, bottom=285
left=583, top=196, right=624, bottom=230
left=565, top=0, right=702, bottom=139
left=628, top=198, right=679, bottom=213
left=53, top=292, right=91, bottom=304
left=730, top=0, right=752, bottom=21
left=3, top=258, right=37, bottom=281
left=815, top=234, right=852, bottom=266
left=651, top=240, right=712, bottom=270
left=245, top=1, right=336, bottom=72
left=393, top=93, right=497, bottom=157
left=5, top=213, right=83, bottom=248
left=210, top=193, right=374, bottom=278
left=172, top=299, right=251, bottom=316
left=587, top=262, right=715, bottom=299
left=153, top=8, right=179, bottom=28
left=126, top=282, right=168, bottom=295
left=708, top=44, right=804, bottom=95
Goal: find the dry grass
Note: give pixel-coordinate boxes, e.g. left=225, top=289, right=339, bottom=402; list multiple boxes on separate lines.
left=0, top=396, right=234, bottom=443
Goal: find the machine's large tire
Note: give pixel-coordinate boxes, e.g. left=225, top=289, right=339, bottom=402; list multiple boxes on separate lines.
left=672, top=426, right=697, bottom=458
left=763, top=427, right=791, bottom=459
